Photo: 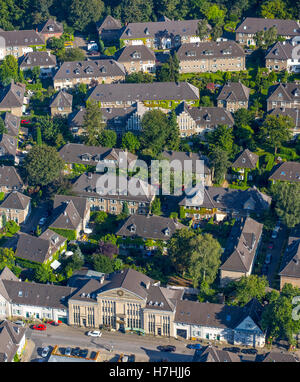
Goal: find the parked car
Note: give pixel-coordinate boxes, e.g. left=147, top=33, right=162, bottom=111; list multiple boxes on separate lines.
left=65, top=347, right=71, bottom=356
left=41, top=346, right=50, bottom=358
left=262, top=264, right=268, bottom=275
left=187, top=343, right=202, bottom=350
left=71, top=347, right=80, bottom=357
left=39, top=217, right=47, bottom=226
left=88, top=51, right=98, bottom=56
left=157, top=345, right=176, bottom=352
left=21, top=120, right=31, bottom=124
left=265, top=253, right=272, bottom=264
left=14, top=320, right=25, bottom=327
left=223, top=347, right=241, bottom=353
left=32, top=324, right=47, bottom=331
left=267, top=243, right=274, bottom=250
left=271, top=230, right=278, bottom=239
left=241, top=348, right=258, bottom=355
left=47, top=320, right=59, bottom=326
left=79, top=349, right=89, bottom=358
left=87, top=330, right=102, bottom=337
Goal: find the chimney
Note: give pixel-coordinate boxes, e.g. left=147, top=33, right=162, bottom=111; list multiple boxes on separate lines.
left=100, top=275, right=105, bottom=284
left=145, top=281, right=150, bottom=289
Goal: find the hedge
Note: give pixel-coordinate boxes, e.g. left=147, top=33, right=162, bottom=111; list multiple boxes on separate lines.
left=50, top=227, right=77, bottom=240
left=16, top=258, right=41, bottom=269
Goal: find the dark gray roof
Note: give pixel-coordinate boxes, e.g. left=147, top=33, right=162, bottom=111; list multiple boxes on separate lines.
left=262, top=352, right=299, bottom=362
left=53, top=59, right=126, bottom=81
left=267, top=82, right=300, bottom=103
left=265, top=41, right=295, bottom=60
left=0, top=320, right=26, bottom=362
left=0, top=134, right=18, bottom=158
left=0, top=82, right=25, bottom=109
left=120, top=19, right=207, bottom=40
left=217, top=82, right=250, bottom=102
left=0, top=191, right=30, bottom=210
left=220, top=217, right=263, bottom=273
left=231, top=149, right=259, bottom=169
left=88, top=82, right=199, bottom=103
left=116, top=45, right=156, bottom=62
left=50, top=90, right=73, bottom=108
left=162, top=149, right=210, bottom=175
left=2, top=113, right=20, bottom=137
left=116, top=214, right=185, bottom=240
left=176, top=102, right=234, bottom=126
left=236, top=17, right=300, bottom=36
left=269, top=107, right=300, bottom=129
left=96, top=15, right=122, bottom=32
left=193, top=345, right=240, bottom=362
left=0, top=165, right=23, bottom=189
left=50, top=200, right=81, bottom=231
left=177, top=41, right=245, bottom=61
left=269, top=161, right=300, bottom=182
left=39, top=229, right=67, bottom=252
left=39, top=19, right=63, bottom=34
left=53, top=195, right=89, bottom=221
left=15, top=233, right=53, bottom=263
left=0, top=30, right=45, bottom=46
left=279, top=227, right=300, bottom=278
left=19, top=51, right=57, bottom=69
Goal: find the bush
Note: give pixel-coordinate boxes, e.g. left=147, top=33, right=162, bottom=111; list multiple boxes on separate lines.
left=50, top=228, right=77, bottom=240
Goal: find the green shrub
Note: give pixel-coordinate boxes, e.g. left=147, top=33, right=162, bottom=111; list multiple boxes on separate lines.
left=50, top=227, right=77, bottom=240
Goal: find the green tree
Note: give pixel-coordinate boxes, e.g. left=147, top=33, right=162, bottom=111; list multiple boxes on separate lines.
left=271, top=182, right=300, bottom=228
left=260, top=0, right=292, bottom=19
left=168, top=228, right=196, bottom=274
left=258, top=114, right=293, bottom=154
left=125, top=72, right=154, bottom=83
left=98, top=130, right=117, bottom=148
left=92, top=253, right=114, bottom=273
left=122, top=201, right=130, bottom=217
left=34, top=264, right=51, bottom=283
left=0, top=55, right=20, bottom=85
left=207, top=124, right=234, bottom=154
left=58, top=47, right=86, bottom=62
left=118, top=0, right=154, bottom=23
left=35, top=225, right=42, bottom=237
left=94, top=211, right=108, bottom=224
left=68, top=0, right=105, bottom=32
left=209, top=146, right=230, bottom=184
left=0, top=247, right=15, bottom=271
left=31, top=66, right=40, bottom=83
left=166, top=110, right=180, bottom=151
left=156, top=52, right=179, bottom=82
left=83, top=99, right=105, bottom=146
left=234, top=109, right=255, bottom=129
left=121, top=132, right=140, bottom=153
left=230, top=275, right=268, bottom=306
left=151, top=197, right=162, bottom=215
left=5, top=220, right=20, bottom=235
left=0, top=118, right=8, bottom=134
left=24, top=144, right=65, bottom=187
left=197, top=19, right=210, bottom=40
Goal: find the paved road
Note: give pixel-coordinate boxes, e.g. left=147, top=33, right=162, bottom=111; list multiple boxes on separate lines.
left=266, top=225, right=287, bottom=287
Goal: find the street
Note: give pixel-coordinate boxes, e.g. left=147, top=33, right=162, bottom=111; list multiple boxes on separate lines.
left=266, top=224, right=287, bottom=287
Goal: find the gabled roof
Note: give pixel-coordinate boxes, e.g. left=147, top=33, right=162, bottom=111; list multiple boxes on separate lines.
left=116, top=214, right=185, bottom=240
left=269, top=161, right=300, bottom=182
left=231, top=149, right=259, bottom=169
left=2, top=112, right=20, bottom=137
left=50, top=200, right=81, bottom=231
left=193, top=345, right=240, bottom=362
left=0, top=134, right=18, bottom=157
left=0, top=82, right=25, bottom=109
left=265, top=41, right=294, bottom=60
left=53, top=195, right=89, bottom=221
left=0, top=191, right=30, bottom=210
left=236, top=17, right=300, bottom=36
left=263, top=351, right=299, bottom=362
left=162, top=149, right=211, bottom=175
left=50, top=90, right=73, bottom=108
left=0, top=320, right=26, bottom=362
left=279, top=235, right=300, bottom=278
left=267, top=82, right=300, bottom=103
left=269, top=107, right=300, bottom=129
left=96, top=15, right=122, bottom=32
left=217, top=82, right=250, bottom=102
left=38, top=19, right=63, bottom=34
left=15, top=233, right=52, bottom=263
left=0, top=165, right=23, bottom=189
left=0, top=30, right=45, bottom=47
left=116, top=45, right=156, bottom=62
left=19, top=51, right=57, bottom=69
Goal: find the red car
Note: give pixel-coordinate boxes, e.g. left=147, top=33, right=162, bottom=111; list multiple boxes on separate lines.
left=32, top=324, right=47, bottom=331
left=21, top=120, right=31, bottom=124
left=47, top=321, right=59, bottom=326
left=268, top=243, right=274, bottom=250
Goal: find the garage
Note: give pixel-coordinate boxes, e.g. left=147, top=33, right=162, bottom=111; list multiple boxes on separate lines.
left=176, top=328, right=187, bottom=339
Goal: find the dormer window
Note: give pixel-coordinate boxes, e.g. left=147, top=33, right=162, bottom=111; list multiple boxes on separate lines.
left=186, top=51, right=196, bottom=57
left=144, top=28, right=149, bottom=35
left=294, top=88, right=300, bottom=97
left=205, top=113, right=211, bottom=121
left=132, top=52, right=141, bottom=59
left=130, top=224, right=136, bottom=233
left=127, top=29, right=132, bottom=36
left=100, top=66, right=107, bottom=73
left=164, top=228, right=170, bottom=236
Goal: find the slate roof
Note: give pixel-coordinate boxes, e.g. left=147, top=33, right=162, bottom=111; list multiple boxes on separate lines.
left=116, top=214, right=185, bottom=240
left=96, top=15, right=122, bottom=33
left=2, top=113, right=20, bottom=137
left=217, top=82, right=250, bottom=102
left=59, top=143, right=137, bottom=166
left=0, top=165, right=23, bottom=190
left=50, top=200, right=81, bottom=231
left=269, top=161, right=300, bottom=182
left=269, top=107, right=300, bottom=129
left=0, top=134, right=18, bottom=158
left=193, top=345, right=240, bottom=362
left=231, top=149, right=259, bottom=169
left=19, top=51, right=57, bottom=69
left=39, top=229, right=67, bottom=252
left=116, top=45, right=156, bottom=62
left=279, top=227, right=300, bottom=279
left=0, top=82, right=25, bottom=109
left=0, top=191, right=30, bottom=210
left=50, top=90, right=73, bottom=108
left=220, top=217, right=263, bottom=273
left=88, top=82, right=200, bottom=103
left=162, top=149, right=211, bottom=175
left=176, top=102, right=234, bottom=126
left=177, top=41, right=245, bottom=61
left=53, top=195, right=89, bottom=221
left=15, top=233, right=57, bottom=263
left=38, top=19, right=64, bottom=34
left=265, top=41, right=295, bottom=60
left=262, top=352, right=299, bottom=362
left=0, top=30, right=45, bottom=47
left=120, top=19, right=207, bottom=40
left=236, top=17, right=300, bottom=36
left=53, top=59, right=126, bottom=81
left=267, top=82, right=300, bottom=103
left=0, top=320, right=26, bottom=362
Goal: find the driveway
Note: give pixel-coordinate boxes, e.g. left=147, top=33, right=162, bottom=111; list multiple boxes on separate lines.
left=266, top=225, right=287, bottom=287
left=21, top=201, right=51, bottom=234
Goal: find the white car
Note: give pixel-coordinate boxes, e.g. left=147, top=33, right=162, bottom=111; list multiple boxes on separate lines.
left=41, top=346, right=50, bottom=358
left=14, top=320, right=25, bottom=327
left=87, top=330, right=102, bottom=337
left=39, top=217, right=47, bottom=226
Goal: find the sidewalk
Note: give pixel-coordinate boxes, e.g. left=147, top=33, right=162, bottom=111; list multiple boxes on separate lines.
left=20, top=339, right=36, bottom=362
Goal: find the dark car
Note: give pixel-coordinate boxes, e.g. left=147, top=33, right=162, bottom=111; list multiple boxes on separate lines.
left=186, top=343, right=202, bottom=350
left=262, top=264, right=268, bottom=275
left=72, top=347, right=80, bottom=357
left=79, top=349, right=89, bottom=358
left=223, top=347, right=241, bottom=353
left=157, top=345, right=176, bottom=352
left=241, top=348, right=258, bottom=355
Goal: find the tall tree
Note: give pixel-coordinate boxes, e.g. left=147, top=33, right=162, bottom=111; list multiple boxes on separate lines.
left=207, top=124, right=234, bottom=154
left=0, top=55, right=20, bottom=86
left=68, top=0, right=105, bottom=32
left=151, top=197, right=162, bottom=215
left=166, top=110, right=180, bottom=151
left=230, top=275, right=268, bottom=306
left=98, top=130, right=117, bottom=148
left=168, top=228, right=196, bottom=274
left=0, top=118, right=7, bottom=134
left=83, top=99, right=105, bottom=146
left=197, top=19, right=210, bottom=40
left=121, top=132, right=140, bottom=153
left=208, top=146, right=230, bottom=184
left=271, top=182, right=300, bottom=228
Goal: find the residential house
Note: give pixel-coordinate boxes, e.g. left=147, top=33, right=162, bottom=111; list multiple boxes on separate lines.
left=219, top=217, right=263, bottom=286
left=235, top=17, right=300, bottom=46
left=262, top=352, right=299, bottom=362
left=49, top=200, right=83, bottom=239
left=1, top=113, right=20, bottom=137
left=119, top=18, right=210, bottom=50
left=116, top=45, right=156, bottom=74
left=72, top=172, right=155, bottom=215
left=217, top=82, right=250, bottom=112
left=0, top=30, right=45, bottom=60
left=269, top=107, right=300, bottom=137
left=179, top=186, right=271, bottom=221
left=175, top=102, right=234, bottom=137
left=267, top=83, right=300, bottom=111
left=87, top=82, right=200, bottom=109
left=265, top=39, right=300, bottom=73
left=0, top=266, right=74, bottom=323
left=38, top=19, right=64, bottom=40
left=192, top=344, right=240, bottom=362
left=278, top=226, right=300, bottom=289
left=53, top=194, right=91, bottom=232
left=0, top=134, right=18, bottom=164
left=0, top=165, right=24, bottom=194
left=15, top=230, right=66, bottom=265
left=161, top=150, right=212, bottom=186
left=53, top=60, right=126, bottom=90
left=269, top=161, right=300, bottom=183
left=173, top=298, right=265, bottom=347
left=50, top=90, right=73, bottom=116
left=19, top=51, right=57, bottom=77
left=177, top=41, right=245, bottom=73
left=0, top=81, right=26, bottom=117
left=0, top=191, right=31, bottom=227
left=0, top=320, right=26, bottom=362
left=96, top=15, right=123, bottom=44
left=231, top=149, right=259, bottom=182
